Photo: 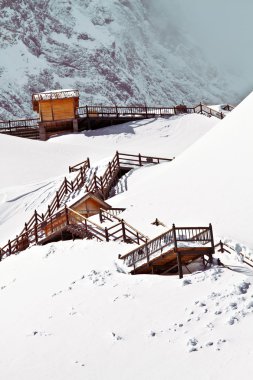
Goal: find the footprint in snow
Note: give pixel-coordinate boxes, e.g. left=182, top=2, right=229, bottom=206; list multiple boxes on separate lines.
left=111, top=332, right=123, bottom=341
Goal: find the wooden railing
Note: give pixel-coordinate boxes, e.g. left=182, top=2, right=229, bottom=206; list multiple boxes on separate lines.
left=18, top=158, right=90, bottom=237
left=0, top=118, right=40, bottom=139
left=0, top=205, right=148, bottom=260
left=119, top=224, right=214, bottom=270
left=76, top=104, right=226, bottom=120
left=99, top=207, right=126, bottom=223
left=0, top=102, right=229, bottom=140
left=84, top=152, right=173, bottom=200
left=1, top=151, right=172, bottom=258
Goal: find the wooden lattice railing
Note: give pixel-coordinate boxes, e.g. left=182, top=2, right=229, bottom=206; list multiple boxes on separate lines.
left=119, top=224, right=214, bottom=271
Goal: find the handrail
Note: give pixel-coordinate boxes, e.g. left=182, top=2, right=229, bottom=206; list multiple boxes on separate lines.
left=119, top=225, right=213, bottom=269
left=67, top=207, right=105, bottom=232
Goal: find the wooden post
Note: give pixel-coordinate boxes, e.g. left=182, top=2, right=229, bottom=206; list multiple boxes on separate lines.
left=138, top=153, right=142, bottom=166
left=34, top=224, right=38, bottom=244
left=64, top=177, right=68, bottom=194
left=116, top=151, right=120, bottom=167
left=8, top=240, right=11, bottom=256
left=209, top=223, right=214, bottom=263
left=48, top=205, right=51, bottom=217
left=99, top=209, right=103, bottom=224
left=121, top=220, right=126, bottom=242
left=56, top=191, right=60, bottom=209
left=172, top=224, right=177, bottom=251
left=109, top=162, right=112, bottom=177
left=34, top=210, right=38, bottom=225
left=86, top=105, right=89, bottom=118
left=115, top=105, right=119, bottom=118
left=145, top=240, right=149, bottom=265
left=200, top=102, right=203, bottom=114
left=87, top=157, right=90, bottom=168
left=105, top=227, right=109, bottom=242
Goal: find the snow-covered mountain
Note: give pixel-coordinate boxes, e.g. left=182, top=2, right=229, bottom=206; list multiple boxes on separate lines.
left=0, top=0, right=238, bottom=119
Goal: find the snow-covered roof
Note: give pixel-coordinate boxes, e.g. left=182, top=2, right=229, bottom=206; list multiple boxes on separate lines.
left=32, top=89, right=79, bottom=101
left=32, top=89, right=79, bottom=111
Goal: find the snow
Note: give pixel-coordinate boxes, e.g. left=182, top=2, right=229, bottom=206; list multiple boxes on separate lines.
left=33, top=89, right=79, bottom=101
left=1, top=102, right=253, bottom=379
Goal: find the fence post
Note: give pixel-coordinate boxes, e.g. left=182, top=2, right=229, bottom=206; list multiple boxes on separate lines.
left=8, top=240, right=12, bottom=256
left=34, top=210, right=38, bottom=225
left=56, top=191, right=60, bottom=208
left=99, top=209, right=103, bottom=223
left=34, top=224, right=38, bottom=244
left=64, top=177, right=68, bottom=194
left=87, top=157, right=90, bottom=168
left=122, top=220, right=126, bottom=242
left=138, top=153, right=142, bottom=166
left=209, top=223, right=214, bottom=263
left=172, top=223, right=177, bottom=251
left=116, top=151, right=120, bottom=167
left=105, top=227, right=109, bottom=242
left=200, top=102, right=203, bottom=114
left=145, top=239, right=149, bottom=265
left=86, top=105, right=89, bottom=118
left=48, top=205, right=51, bottom=217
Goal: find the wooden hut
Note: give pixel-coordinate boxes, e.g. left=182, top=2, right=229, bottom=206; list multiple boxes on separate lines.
left=32, top=89, right=79, bottom=122
left=32, top=89, right=80, bottom=140
left=43, top=193, right=111, bottom=238
left=70, top=192, right=111, bottom=218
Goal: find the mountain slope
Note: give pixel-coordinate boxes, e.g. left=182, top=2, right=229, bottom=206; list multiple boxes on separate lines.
left=0, top=0, right=237, bottom=119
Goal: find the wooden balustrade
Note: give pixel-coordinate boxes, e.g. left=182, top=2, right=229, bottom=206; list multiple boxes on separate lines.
left=119, top=224, right=214, bottom=270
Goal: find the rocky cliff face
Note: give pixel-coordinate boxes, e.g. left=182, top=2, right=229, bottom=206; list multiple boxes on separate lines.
left=0, top=0, right=237, bottom=119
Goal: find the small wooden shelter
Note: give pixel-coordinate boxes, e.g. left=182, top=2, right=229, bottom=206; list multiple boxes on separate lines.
left=70, top=192, right=111, bottom=218
left=43, top=193, right=111, bottom=238
left=32, top=89, right=79, bottom=122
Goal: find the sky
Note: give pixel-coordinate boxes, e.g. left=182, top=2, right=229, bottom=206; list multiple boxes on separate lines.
left=148, top=0, right=253, bottom=99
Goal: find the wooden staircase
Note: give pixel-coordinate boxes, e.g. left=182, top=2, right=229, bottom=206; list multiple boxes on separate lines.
left=119, top=224, right=215, bottom=278
left=0, top=152, right=172, bottom=260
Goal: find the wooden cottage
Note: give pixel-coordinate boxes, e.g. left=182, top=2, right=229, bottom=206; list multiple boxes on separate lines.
left=32, top=89, right=80, bottom=140
left=32, top=89, right=79, bottom=122
left=70, top=192, right=111, bottom=218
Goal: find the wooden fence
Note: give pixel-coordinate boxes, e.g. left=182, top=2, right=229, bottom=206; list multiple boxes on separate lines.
left=76, top=103, right=226, bottom=120
left=0, top=152, right=172, bottom=259
left=119, top=224, right=214, bottom=270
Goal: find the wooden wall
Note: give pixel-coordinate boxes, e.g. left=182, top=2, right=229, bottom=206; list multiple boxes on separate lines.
left=39, top=98, right=78, bottom=121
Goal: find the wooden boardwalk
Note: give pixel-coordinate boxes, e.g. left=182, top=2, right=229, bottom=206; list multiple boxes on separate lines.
left=0, top=103, right=233, bottom=140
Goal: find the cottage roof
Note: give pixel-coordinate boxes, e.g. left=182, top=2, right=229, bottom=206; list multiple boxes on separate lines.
left=32, top=89, right=79, bottom=111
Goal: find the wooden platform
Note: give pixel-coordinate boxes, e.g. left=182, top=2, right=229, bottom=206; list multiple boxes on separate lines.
left=119, top=224, right=215, bottom=278
left=132, top=246, right=213, bottom=275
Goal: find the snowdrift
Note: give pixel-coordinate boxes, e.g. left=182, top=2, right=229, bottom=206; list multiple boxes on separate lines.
left=115, top=92, right=253, bottom=248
